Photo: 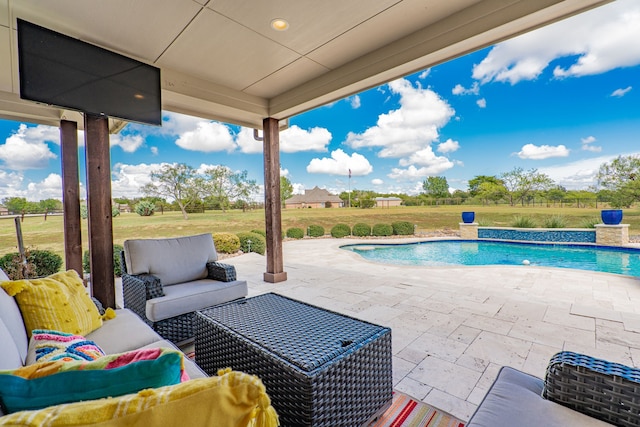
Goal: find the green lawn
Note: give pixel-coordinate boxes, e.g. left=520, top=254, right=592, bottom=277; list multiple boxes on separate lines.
left=1, top=205, right=638, bottom=261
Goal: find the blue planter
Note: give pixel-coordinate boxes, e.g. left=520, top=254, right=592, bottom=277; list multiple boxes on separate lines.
left=461, top=211, right=475, bottom=224
left=601, top=209, right=623, bottom=225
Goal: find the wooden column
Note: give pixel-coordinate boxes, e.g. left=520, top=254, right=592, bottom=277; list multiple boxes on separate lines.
left=262, top=118, right=287, bottom=283
left=59, top=120, right=83, bottom=277
left=84, top=114, right=115, bottom=307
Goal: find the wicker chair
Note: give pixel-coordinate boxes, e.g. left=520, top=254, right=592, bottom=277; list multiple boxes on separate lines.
left=468, top=351, right=640, bottom=427
left=120, top=234, right=247, bottom=344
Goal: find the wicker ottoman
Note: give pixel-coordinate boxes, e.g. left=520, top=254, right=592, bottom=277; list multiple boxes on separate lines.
left=194, top=293, right=393, bottom=426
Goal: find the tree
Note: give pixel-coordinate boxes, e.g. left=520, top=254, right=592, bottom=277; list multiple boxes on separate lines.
left=422, top=176, right=449, bottom=198
left=202, top=166, right=259, bottom=212
left=280, top=176, right=293, bottom=207
left=141, top=163, right=202, bottom=220
left=596, top=155, right=640, bottom=208
left=3, top=197, right=27, bottom=214
left=468, top=175, right=504, bottom=197
left=501, top=167, right=554, bottom=206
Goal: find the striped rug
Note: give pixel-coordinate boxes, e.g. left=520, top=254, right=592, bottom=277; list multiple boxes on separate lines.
left=370, top=392, right=466, bottom=427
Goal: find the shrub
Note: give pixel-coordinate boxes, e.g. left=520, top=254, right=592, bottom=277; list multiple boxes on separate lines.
left=250, top=229, right=266, bottom=237
left=83, top=244, right=124, bottom=277
left=0, top=249, right=62, bottom=279
left=134, top=201, right=156, bottom=216
left=213, top=232, right=241, bottom=254
left=372, top=223, right=393, bottom=236
left=580, top=217, right=601, bottom=229
left=307, top=224, right=325, bottom=237
left=352, top=223, right=371, bottom=237
left=331, top=223, right=351, bottom=238
left=392, top=221, right=414, bottom=235
left=80, top=205, right=88, bottom=219
left=542, top=215, right=567, bottom=228
left=477, top=219, right=492, bottom=226
left=286, top=227, right=304, bottom=239
left=111, top=206, right=120, bottom=218
left=236, top=232, right=266, bottom=255
left=511, top=216, right=537, bottom=228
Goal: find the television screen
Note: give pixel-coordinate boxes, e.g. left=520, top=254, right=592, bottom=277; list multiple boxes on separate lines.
left=17, top=19, right=161, bottom=126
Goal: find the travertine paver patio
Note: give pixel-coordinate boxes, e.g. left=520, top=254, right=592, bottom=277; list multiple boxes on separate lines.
left=222, top=238, right=640, bottom=422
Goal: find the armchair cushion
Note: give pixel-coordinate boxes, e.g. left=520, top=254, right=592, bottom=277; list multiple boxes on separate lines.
left=123, top=234, right=218, bottom=286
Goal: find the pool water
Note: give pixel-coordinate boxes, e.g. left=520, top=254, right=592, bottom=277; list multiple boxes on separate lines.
left=342, top=240, right=640, bottom=277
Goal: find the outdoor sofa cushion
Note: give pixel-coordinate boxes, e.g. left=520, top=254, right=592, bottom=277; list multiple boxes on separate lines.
left=123, top=233, right=218, bottom=286
left=467, top=366, right=612, bottom=427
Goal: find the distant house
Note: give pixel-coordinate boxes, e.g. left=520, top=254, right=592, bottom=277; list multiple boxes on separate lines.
left=375, top=197, right=402, bottom=208
left=285, top=187, right=343, bottom=209
left=0, top=205, right=7, bottom=215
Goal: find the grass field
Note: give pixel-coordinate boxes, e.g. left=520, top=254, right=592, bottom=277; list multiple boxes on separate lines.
left=1, top=205, right=638, bottom=260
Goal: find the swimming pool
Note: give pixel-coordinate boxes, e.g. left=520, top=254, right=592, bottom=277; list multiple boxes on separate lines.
left=341, top=240, right=640, bottom=277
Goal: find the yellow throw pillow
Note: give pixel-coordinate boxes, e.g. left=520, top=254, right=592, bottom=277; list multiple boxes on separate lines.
left=0, top=369, right=279, bottom=427
left=0, top=270, right=102, bottom=338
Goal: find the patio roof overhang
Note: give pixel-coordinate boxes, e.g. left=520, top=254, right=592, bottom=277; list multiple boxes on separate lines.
left=0, top=0, right=611, bottom=130
left=0, top=0, right=613, bottom=307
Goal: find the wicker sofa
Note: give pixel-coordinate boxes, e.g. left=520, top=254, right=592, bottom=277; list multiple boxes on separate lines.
left=468, top=351, right=640, bottom=427
left=121, top=233, right=248, bottom=344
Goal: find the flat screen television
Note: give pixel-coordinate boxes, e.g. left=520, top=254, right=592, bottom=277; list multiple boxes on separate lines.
left=17, top=19, right=161, bottom=126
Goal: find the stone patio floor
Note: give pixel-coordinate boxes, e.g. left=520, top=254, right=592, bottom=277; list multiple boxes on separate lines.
left=220, top=237, right=640, bottom=422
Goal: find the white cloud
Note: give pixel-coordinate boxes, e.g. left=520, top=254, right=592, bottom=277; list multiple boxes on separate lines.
left=0, top=124, right=57, bottom=170
left=477, top=98, right=487, bottom=108
left=236, top=127, right=263, bottom=154
left=161, top=112, right=207, bottom=135
left=349, top=95, right=361, bottom=109
left=111, top=134, right=144, bottom=153
left=611, top=86, right=632, bottom=97
left=292, top=183, right=305, bottom=194
left=538, top=154, right=624, bottom=189
left=399, top=147, right=455, bottom=173
left=280, top=168, right=289, bottom=177
left=110, top=163, right=159, bottom=198
left=472, top=0, right=640, bottom=84
left=388, top=164, right=452, bottom=181
left=175, top=121, right=236, bottom=152
left=26, top=173, right=63, bottom=200
left=150, top=146, right=158, bottom=155
left=452, top=82, right=479, bottom=95
left=371, top=178, right=384, bottom=185
left=419, top=69, right=430, bottom=79
left=437, top=139, right=460, bottom=153
left=307, top=149, right=373, bottom=176
left=581, top=135, right=602, bottom=152
left=345, top=78, right=454, bottom=157
left=0, top=170, right=25, bottom=199
left=516, top=143, right=570, bottom=160
left=280, top=125, right=331, bottom=153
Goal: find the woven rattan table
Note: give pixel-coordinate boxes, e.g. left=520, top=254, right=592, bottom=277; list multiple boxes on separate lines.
left=194, top=293, right=393, bottom=426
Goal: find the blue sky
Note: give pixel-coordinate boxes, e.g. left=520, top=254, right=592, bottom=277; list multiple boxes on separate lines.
left=1, top=0, right=639, bottom=202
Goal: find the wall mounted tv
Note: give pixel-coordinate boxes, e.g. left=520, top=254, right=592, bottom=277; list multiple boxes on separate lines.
left=17, top=19, right=161, bottom=126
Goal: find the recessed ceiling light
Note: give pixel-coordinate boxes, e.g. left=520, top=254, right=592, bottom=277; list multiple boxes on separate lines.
left=271, top=18, right=289, bottom=31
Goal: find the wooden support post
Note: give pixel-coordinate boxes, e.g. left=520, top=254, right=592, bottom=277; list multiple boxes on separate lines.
left=84, top=114, right=115, bottom=307
left=60, top=120, right=83, bottom=277
left=262, top=118, right=287, bottom=283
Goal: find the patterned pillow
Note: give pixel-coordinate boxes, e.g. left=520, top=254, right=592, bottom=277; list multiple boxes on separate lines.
left=0, top=347, right=188, bottom=414
left=0, top=270, right=103, bottom=338
left=25, top=330, right=106, bottom=365
left=0, top=369, right=278, bottom=427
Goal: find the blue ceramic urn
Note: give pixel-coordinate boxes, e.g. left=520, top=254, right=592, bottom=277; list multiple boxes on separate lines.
left=601, top=209, right=623, bottom=225
left=461, top=211, right=475, bottom=224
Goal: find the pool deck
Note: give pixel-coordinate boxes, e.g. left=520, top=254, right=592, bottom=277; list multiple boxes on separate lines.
left=221, top=237, right=640, bottom=422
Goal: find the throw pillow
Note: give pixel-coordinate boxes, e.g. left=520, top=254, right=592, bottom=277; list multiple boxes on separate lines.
left=0, top=347, right=188, bottom=413
left=0, top=270, right=103, bottom=337
left=25, top=330, right=106, bottom=365
left=0, top=369, right=279, bottom=427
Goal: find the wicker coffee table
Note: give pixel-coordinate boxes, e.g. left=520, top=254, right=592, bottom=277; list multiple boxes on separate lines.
left=194, top=293, right=392, bottom=426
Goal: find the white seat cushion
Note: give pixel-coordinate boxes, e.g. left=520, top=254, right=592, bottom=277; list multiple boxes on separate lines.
left=86, top=309, right=162, bottom=354
left=145, top=279, right=247, bottom=322
left=124, top=234, right=218, bottom=286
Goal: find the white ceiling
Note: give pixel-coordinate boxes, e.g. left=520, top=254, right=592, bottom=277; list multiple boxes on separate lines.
left=0, top=0, right=612, bottom=130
